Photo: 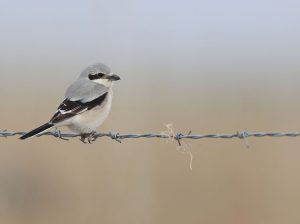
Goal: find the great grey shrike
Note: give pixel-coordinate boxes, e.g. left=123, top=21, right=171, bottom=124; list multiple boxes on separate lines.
left=20, top=63, right=120, bottom=143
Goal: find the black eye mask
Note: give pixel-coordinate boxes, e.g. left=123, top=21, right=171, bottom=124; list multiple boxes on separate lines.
left=88, top=73, right=105, bottom=80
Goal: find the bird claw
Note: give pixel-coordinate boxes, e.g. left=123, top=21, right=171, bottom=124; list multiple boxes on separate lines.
left=80, top=131, right=97, bottom=144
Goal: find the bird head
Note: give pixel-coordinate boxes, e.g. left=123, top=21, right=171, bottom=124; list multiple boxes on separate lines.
left=80, top=63, right=120, bottom=87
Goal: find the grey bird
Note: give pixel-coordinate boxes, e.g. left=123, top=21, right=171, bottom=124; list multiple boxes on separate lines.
left=20, top=63, right=120, bottom=143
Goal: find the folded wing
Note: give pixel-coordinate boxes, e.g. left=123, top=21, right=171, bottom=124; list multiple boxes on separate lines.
left=50, top=80, right=109, bottom=124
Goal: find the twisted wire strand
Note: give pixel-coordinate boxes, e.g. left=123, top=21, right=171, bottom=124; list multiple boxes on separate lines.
left=1, top=130, right=300, bottom=142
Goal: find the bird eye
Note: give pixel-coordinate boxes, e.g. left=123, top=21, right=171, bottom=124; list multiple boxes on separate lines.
left=88, top=74, right=97, bottom=80
left=96, top=73, right=105, bottom=78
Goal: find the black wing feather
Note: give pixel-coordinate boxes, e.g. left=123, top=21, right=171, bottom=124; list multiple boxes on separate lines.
left=50, top=93, right=108, bottom=124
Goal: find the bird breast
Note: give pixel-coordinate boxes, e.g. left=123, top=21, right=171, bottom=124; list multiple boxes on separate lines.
left=67, top=90, right=113, bottom=133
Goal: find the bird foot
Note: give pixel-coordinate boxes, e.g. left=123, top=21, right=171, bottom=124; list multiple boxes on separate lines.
left=80, top=131, right=97, bottom=144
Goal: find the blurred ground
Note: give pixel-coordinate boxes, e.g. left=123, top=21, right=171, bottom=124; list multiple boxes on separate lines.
left=1, top=0, right=300, bottom=223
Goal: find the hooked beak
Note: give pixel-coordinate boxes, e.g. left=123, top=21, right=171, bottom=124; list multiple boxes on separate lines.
left=108, top=74, right=121, bottom=81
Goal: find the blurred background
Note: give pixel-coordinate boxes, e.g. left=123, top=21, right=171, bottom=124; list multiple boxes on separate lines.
left=1, top=0, right=300, bottom=223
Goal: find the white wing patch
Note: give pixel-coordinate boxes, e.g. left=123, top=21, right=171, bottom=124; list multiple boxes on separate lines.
left=50, top=93, right=108, bottom=124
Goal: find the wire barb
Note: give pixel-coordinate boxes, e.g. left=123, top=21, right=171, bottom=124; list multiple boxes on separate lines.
left=175, top=133, right=183, bottom=146
left=237, top=131, right=250, bottom=148
left=109, top=132, right=122, bottom=143
left=53, top=129, right=69, bottom=141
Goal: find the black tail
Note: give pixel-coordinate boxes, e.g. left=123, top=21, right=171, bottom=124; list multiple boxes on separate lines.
left=20, top=123, right=54, bottom=140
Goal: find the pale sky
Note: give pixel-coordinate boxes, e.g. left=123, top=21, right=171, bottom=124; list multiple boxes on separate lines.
left=0, top=0, right=299, bottom=86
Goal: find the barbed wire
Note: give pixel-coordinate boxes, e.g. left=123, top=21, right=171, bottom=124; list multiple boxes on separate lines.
left=1, top=130, right=300, bottom=144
